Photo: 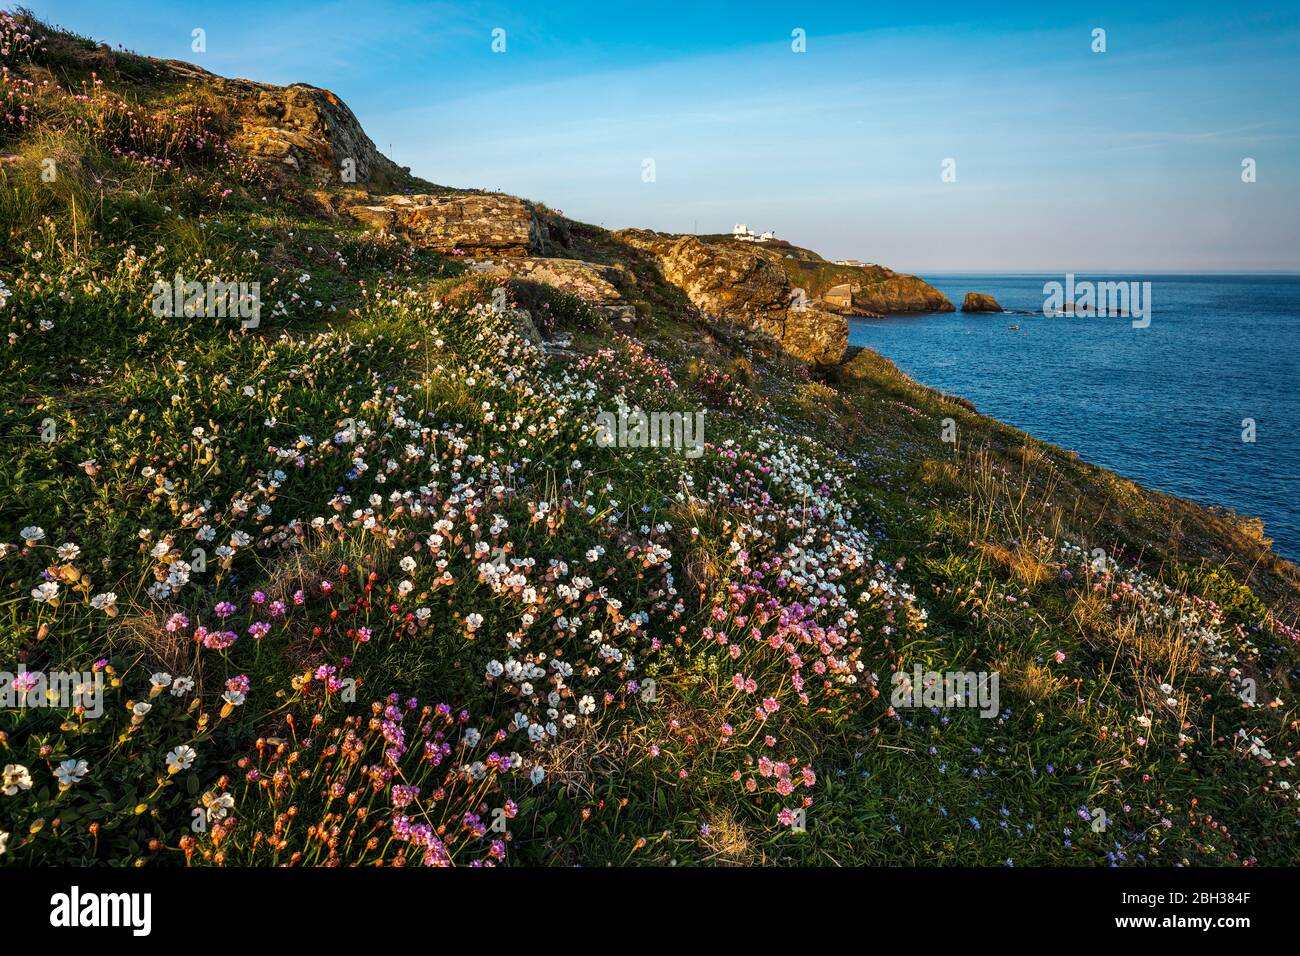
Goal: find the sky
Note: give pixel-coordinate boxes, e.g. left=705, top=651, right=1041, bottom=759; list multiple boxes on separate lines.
left=24, top=1, right=1300, bottom=272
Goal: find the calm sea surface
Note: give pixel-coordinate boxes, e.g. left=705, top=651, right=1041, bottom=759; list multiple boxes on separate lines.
left=848, top=274, right=1300, bottom=560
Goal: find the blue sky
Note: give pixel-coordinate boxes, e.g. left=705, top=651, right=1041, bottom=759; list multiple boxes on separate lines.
left=26, top=1, right=1300, bottom=272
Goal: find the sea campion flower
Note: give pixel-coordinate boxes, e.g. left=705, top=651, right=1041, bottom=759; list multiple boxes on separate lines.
left=2, top=764, right=33, bottom=796
left=166, top=746, right=197, bottom=773
left=54, top=759, right=89, bottom=790
left=30, top=582, right=59, bottom=605
left=148, top=672, right=173, bottom=698
left=202, top=792, right=235, bottom=823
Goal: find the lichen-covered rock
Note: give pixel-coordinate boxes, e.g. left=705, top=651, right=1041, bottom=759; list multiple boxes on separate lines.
left=617, top=231, right=848, bottom=365
left=73, top=53, right=415, bottom=189
left=476, top=257, right=636, bottom=325
left=346, top=194, right=550, bottom=257
left=345, top=205, right=397, bottom=231
left=161, top=64, right=411, bottom=189
left=752, top=306, right=849, bottom=367
left=851, top=274, right=954, bottom=314
left=961, top=292, right=1004, bottom=312
left=647, top=234, right=792, bottom=318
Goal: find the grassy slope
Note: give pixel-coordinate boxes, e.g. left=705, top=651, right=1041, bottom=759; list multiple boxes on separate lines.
left=1, top=13, right=1297, bottom=867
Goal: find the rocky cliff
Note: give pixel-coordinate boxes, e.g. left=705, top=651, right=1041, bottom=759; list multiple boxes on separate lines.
left=26, top=35, right=942, bottom=367
left=125, top=59, right=419, bottom=191
left=615, top=230, right=849, bottom=364
left=345, top=193, right=554, bottom=257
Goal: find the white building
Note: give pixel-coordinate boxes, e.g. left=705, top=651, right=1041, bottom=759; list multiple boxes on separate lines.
left=733, top=223, right=774, bottom=243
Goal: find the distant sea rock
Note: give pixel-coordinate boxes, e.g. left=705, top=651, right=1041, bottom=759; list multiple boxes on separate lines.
left=962, top=292, right=1003, bottom=313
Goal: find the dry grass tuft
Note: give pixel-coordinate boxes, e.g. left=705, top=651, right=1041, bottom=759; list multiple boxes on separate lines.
left=108, top=608, right=196, bottom=678
left=979, top=541, right=1051, bottom=587
left=700, top=806, right=756, bottom=865
left=999, top=653, right=1069, bottom=704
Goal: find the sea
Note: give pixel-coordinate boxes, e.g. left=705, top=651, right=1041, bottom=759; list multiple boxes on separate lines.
left=847, top=274, right=1300, bottom=561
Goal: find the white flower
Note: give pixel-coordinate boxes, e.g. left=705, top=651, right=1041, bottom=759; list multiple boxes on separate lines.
left=399, top=556, right=417, bottom=573
left=464, top=612, right=484, bottom=631
left=530, top=766, right=545, bottom=785
left=19, top=526, right=45, bottom=545
left=89, top=592, right=118, bottom=612
left=203, top=792, right=235, bottom=823
left=2, top=764, right=33, bottom=796
left=165, top=746, right=197, bottom=773
left=171, top=676, right=195, bottom=697
left=578, top=695, right=596, bottom=715
left=485, top=660, right=504, bottom=678
left=132, top=702, right=152, bottom=718
left=56, top=543, right=81, bottom=561
left=222, top=689, right=246, bottom=707
left=150, top=672, right=173, bottom=690
left=31, top=582, right=59, bottom=604
left=54, top=759, right=89, bottom=789
left=463, top=728, right=482, bottom=748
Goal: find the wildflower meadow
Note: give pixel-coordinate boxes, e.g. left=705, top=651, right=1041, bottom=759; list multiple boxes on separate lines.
left=1, top=10, right=1297, bottom=875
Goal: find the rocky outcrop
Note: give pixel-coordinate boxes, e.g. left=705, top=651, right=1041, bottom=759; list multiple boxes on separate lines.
left=755, top=306, right=849, bottom=367
left=617, top=231, right=848, bottom=365
left=962, top=292, right=1003, bottom=313
left=473, top=257, right=636, bottom=325
left=733, top=243, right=952, bottom=315
left=852, top=275, right=954, bottom=314
left=151, top=61, right=411, bottom=189
left=345, top=194, right=552, bottom=257
left=235, top=84, right=405, bottom=187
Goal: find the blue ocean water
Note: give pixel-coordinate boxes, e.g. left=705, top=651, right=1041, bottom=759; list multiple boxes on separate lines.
left=848, top=274, right=1300, bottom=560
